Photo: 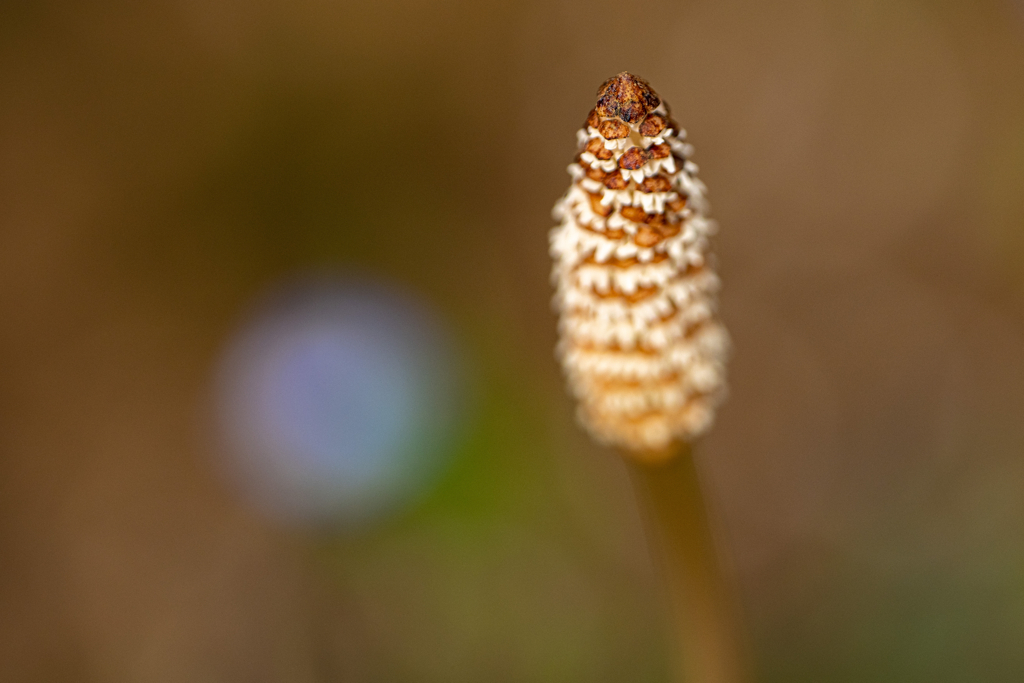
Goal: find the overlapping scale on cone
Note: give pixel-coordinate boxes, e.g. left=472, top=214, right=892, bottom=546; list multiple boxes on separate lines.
left=550, top=73, right=730, bottom=453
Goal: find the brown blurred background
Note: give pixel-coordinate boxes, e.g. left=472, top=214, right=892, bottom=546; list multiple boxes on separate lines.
left=2, top=0, right=1024, bottom=680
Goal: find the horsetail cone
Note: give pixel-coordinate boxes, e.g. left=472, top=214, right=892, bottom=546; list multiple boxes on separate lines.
left=550, top=73, right=730, bottom=456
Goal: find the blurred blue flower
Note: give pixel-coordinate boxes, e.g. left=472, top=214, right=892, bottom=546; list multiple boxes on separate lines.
left=214, top=274, right=465, bottom=527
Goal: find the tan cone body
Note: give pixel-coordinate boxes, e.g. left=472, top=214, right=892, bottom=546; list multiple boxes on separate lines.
left=550, top=73, right=730, bottom=454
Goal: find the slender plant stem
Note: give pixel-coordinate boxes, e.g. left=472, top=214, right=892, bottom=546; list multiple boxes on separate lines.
left=627, top=444, right=753, bottom=683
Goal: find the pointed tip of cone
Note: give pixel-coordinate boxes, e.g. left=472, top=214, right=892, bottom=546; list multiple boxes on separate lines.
left=595, top=72, right=661, bottom=125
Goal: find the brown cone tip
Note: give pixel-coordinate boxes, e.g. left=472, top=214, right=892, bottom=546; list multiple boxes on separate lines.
left=595, top=72, right=661, bottom=125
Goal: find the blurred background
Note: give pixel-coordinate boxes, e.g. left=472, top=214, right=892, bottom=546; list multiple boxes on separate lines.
left=2, top=0, right=1023, bottom=680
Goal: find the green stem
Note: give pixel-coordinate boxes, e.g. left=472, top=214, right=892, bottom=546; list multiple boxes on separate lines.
left=627, top=444, right=753, bottom=683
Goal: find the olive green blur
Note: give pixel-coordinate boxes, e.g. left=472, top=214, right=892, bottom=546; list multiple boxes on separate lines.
left=1, top=0, right=1023, bottom=681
